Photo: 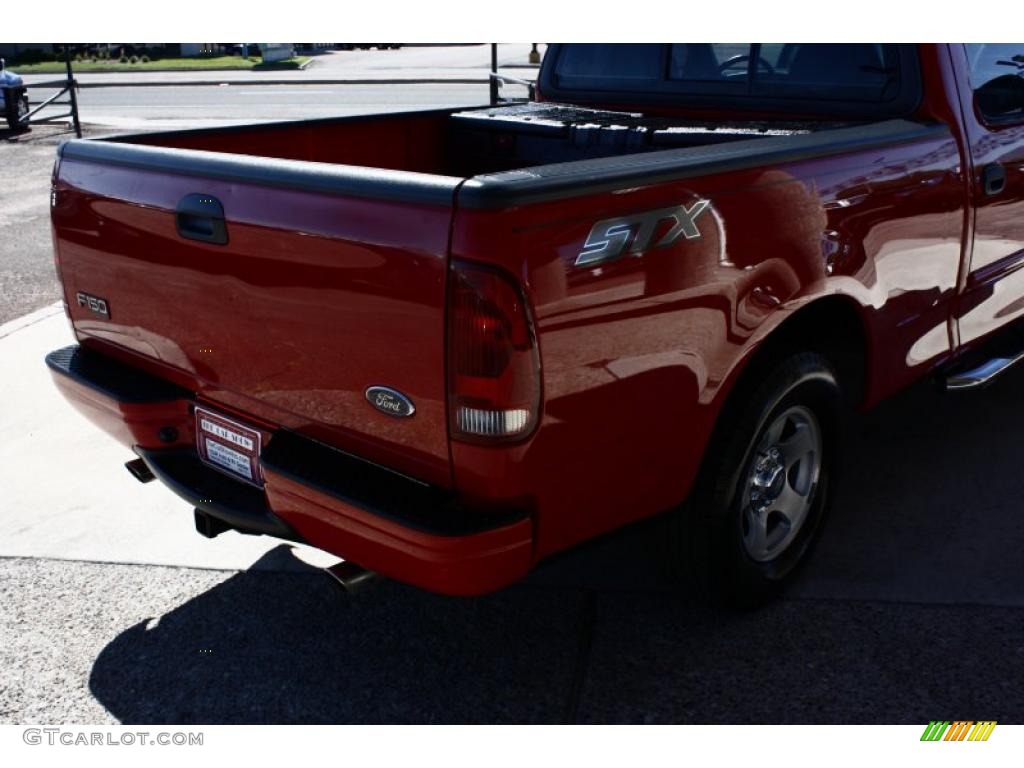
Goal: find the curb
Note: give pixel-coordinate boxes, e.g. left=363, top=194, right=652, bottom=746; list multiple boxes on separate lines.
left=0, top=302, right=63, bottom=341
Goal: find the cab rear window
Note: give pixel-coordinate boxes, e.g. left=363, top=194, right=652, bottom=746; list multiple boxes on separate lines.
left=541, top=43, right=921, bottom=118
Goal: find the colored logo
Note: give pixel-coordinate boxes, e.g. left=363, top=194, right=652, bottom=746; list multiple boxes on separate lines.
left=920, top=721, right=997, bottom=741
left=365, top=386, right=416, bottom=418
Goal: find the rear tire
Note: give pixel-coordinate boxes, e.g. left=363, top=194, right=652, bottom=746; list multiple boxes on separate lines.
left=676, top=351, right=842, bottom=608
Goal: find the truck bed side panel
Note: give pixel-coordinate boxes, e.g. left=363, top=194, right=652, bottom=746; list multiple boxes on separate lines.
left=451, top=126, right=965, bottom=557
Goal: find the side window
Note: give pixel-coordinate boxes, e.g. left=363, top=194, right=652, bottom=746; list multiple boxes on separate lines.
left=966, top=44, right=1024, bottom=122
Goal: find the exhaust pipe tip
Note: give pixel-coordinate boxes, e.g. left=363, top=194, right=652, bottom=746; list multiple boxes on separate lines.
left=325, top=560, right=379, bottom=595
left=125, top=457, right=155, bottom=484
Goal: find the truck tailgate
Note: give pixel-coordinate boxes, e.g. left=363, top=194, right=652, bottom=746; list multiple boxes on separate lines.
left=51, top=141, right=460, bottom=487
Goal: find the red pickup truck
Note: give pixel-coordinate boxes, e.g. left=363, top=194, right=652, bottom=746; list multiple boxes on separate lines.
left=45, top=44, right=1024, bottom=605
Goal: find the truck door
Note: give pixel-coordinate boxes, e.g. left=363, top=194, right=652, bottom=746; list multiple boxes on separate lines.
left=954, top=43, right=1024, bottom=345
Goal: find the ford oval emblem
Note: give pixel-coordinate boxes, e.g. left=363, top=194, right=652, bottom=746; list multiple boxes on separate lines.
left=365, top=386, right=416, bottom=418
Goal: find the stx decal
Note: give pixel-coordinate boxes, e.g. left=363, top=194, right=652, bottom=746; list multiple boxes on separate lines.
left=575, top=199, right=712, bottom=267
left=920, top=721, right=997, bottom=742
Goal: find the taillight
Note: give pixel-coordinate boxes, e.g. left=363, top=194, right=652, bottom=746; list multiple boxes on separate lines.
left=448, top=259, right=541, bottom=442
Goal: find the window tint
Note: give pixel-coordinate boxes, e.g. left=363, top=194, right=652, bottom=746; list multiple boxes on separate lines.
left=756, top=44, right=896, bottom=98
left=966, top=44, right=1024, bottom=121
left=557, top=44, right=663, bottom=81
left=669, top=44, right=752, bottom=83
left=553, top=43, right=903, bottom=104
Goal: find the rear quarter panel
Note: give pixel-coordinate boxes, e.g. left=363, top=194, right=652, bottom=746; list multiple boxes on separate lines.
left=451, top=131, right=965, bottom=558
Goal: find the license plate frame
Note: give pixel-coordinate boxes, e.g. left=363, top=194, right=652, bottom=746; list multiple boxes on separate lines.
left=194, top=406, right=264, bottom=487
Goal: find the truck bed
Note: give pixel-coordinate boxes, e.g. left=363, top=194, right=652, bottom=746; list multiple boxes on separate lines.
left=114, top=102, right=842, bottom=177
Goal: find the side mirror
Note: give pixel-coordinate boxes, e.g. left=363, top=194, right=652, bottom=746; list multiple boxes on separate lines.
left=976, top=73, right=1024, bottom=119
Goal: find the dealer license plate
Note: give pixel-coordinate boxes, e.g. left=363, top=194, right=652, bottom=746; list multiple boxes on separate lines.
left=195, top=406, right=264, bottom=486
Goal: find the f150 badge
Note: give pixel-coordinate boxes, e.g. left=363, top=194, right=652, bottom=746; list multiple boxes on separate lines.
left=575, top=200, right=712, bottom=267
left=76, top=291, right=110, bottom=319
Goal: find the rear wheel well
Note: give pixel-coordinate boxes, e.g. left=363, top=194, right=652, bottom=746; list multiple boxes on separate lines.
left=739, top=298, right=869, bottom=411
left=664, top=297, right=867, bottom=599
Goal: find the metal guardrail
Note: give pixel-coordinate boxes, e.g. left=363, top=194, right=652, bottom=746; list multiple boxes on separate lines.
left=18, top=77, right=82, bottom=136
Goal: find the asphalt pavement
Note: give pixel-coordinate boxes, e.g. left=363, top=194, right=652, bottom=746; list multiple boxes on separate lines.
left=1, top=47, right=1023, bottom=725
left=4, top=555, right=1021, bottom=724
left=0, top=129, right=62, bottom=323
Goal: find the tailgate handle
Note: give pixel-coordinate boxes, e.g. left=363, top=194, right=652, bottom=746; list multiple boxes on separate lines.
left=176, top=194, right=228, bottom=245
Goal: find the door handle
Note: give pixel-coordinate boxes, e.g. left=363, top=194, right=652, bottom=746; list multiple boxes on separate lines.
left=981, top=163, right=1007, bottom=197
left=176, top=193, right=228, bottom=245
